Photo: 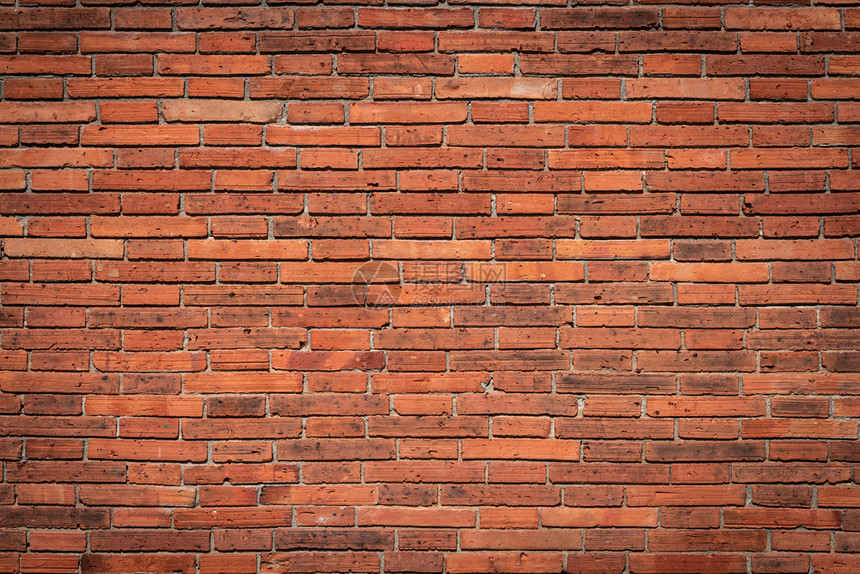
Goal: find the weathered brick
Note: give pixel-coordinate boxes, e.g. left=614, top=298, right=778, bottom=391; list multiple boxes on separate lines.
left=2, top=2, right=857, bottom=567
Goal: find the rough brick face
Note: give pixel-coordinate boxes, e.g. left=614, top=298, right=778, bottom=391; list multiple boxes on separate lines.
left=0, top=2, right=859, bottom=574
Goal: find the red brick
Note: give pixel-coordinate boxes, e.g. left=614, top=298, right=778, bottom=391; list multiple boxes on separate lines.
left=261, top=552, right=378, bottom=573
left=535, top=101, right=651, bottom=123
left=4, top=78, right=63, bottom=100
left=724, top=508, right=841, bottom=529
left=88, top=439, right=206, bottom=462
left=377, top=32, right=435, bottom=53
left=438, top=31, right=554, bottom=52
left=725, top=8, right=841, bottom=30
left=340, top=54, right=453, bottom=76
left=80, top=485, right=195, bottom=507
left=359, top=507, right=474, bottom=527
left=619, top=31, right=738, bottom=52
left=719, top=102, right=834, bottom=123
left=439, top=77, right=557, bottom=99
left=80, top=556, right=193, bottom=574
left=163, top=101, right=281, bottom=123
left=0, top=55, right=91, bottom=75
left=542, top=8, right=657, bottom=29
left=458, top=54, right=515, bottom=75
left=82, top=125, right=198, bottom=146
left=178, top=8, right=294, bottom=30
left=69, top=78, right=184, bottom=98
left=114, top=9, right=172, bottom=31
left=250, top=77, right=369, bottom=100
left=628, top=78, right=745, bottom=100
left=81, top=32, right=195, bottom=53
left=16, top=32, right=77, bottom=54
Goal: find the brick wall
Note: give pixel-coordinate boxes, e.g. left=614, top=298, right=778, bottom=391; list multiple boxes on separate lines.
left=1, top=3, right=859, bottom=574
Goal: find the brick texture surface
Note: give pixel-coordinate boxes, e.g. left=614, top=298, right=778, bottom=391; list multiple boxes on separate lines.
left=0, top=2, right=859, bottom=574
